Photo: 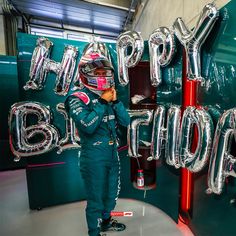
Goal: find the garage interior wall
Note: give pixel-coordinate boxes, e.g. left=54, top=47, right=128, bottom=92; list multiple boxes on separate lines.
left=0, top=0, right=231, bottom=54
left=0, top=0, right=6, bottom=55
left=134, top=0, right=230, bottom=39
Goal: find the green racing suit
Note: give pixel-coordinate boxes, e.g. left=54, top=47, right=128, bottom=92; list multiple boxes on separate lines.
left=65, top=87, right=130, bottom=236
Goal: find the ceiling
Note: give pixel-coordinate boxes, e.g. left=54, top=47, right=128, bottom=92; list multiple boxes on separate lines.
left=9, top=0, right=139, bottom=37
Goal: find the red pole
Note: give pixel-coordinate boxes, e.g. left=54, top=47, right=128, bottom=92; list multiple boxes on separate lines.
left=180, top=49, right=198, bottom=221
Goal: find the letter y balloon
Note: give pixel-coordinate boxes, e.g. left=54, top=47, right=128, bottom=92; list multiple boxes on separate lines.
left=173, top=3, right=219, bottom=81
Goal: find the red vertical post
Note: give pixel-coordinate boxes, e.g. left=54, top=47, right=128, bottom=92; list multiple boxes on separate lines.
left=180, top=49, right=198, bottom=221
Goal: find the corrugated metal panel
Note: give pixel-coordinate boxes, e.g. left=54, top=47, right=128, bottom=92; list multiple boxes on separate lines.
left=10, top=0, right=138, bottom=37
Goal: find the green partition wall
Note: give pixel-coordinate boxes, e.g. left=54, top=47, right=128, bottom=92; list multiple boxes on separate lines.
left=15, top=32, right=180, bottom=221
left=0, top=56, right=26, bottom=170
left=189, top=1, right=236, bottom=235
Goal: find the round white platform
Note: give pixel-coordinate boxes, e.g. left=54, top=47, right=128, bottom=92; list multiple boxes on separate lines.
left=0, top=170, right=194, bottom=236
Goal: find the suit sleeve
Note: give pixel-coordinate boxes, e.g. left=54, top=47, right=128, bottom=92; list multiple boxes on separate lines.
left=112, top=100, right=130, bottom=127
left=65, top=95, right=106, bottom=134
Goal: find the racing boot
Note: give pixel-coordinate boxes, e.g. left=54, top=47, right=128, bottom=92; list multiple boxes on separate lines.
left=101, top=217, right=126, bottom=232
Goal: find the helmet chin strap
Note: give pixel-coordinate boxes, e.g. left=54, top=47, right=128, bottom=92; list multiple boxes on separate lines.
left=88, top=87, right=103, bottom=96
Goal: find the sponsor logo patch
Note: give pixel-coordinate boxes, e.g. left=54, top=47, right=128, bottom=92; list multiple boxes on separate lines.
left=110, top=211, right=133, bottom=217
left=73, top=92, right=90, bottom=105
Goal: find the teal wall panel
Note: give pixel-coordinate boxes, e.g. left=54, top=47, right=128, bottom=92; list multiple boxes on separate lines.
left=16, top=33, right=97, bottom=208
left=141, top=38, right=183, bottom=106
left=189, top=1, right=236, bottom=235
left=15, top=33, right=180, bottom=222
left=199, top=2, right=236, bottom=112
left=16, top=33, right=133, bottom=209
left=0, top=56, right=26, bottom=170
left=26, top=157, right=86, bottom=209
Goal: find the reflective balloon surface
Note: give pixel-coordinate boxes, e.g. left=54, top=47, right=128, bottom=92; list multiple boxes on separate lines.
left=24, top=37, right=78, bottom=96
left=56, top=103, right=80, bottom=154
left=173, top=3, right=219, bottom=81
left=54, top=45, right=78, bottom=96
left=179, top=107, right=214, bottom=172
left=9, top=102, right=59, bottom=160
left=208, top=108, right=236, bottom=194
left=24, top=37, right=53, bottom=90
left=117, top=31, right=144, bottom=86
left=165, top=106, right=181, bottom=168
left=149, top=27, right=176, bottom=86
left=150, top=106, right=166, bottom=160
left=127, top=109, right=153, bottom=157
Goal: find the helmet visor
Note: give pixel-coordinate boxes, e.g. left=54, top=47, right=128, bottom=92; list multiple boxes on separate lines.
left=86, top=76, right=114, bottom=90
left=80, top=58, right=113, bottom=75
left=87, top=69, right=113, bottom=77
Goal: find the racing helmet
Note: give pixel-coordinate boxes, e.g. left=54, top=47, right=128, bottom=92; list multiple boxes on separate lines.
left=79, top=53, right=114, bottom=91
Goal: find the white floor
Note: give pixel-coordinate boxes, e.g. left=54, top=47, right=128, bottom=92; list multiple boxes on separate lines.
left=0, top=169, right=194, bottom=236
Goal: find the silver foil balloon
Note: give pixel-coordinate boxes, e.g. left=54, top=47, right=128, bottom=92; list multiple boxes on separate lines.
left=150, top=106, right=166, bottom=160
left=24, top=37, right=78, bottom=96
left=24, top=37, right=53, bottom=90
left=54, top=45, right=78, bottom=95
left=173, top=3, right=219, bottom=80
left=117, top=31, right=144, bottom=86
left=208, top=108, right=236, bottom=194
left=179, top=107, right=214, bottom=172
left=148, top=27, right=176, bottom=86
left=127, top=109, right=153, bottom=157
left=56, top=103, right=80, bottom=154
left=82, top=41, right=112, bottom=61
left=71, top=66, right=82, bottom=91
left=9, top=102, right=59, bottom=160
left=165, top=106, right=181, bottom=168
left=42, top=58, right=61, bottom=79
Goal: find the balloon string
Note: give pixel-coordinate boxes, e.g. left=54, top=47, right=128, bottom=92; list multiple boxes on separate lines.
left=142, top=205, right=145, bottom=216
left=135, top=156, right=141, bottom=169
left=143, top=189, right=147, bottom=199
